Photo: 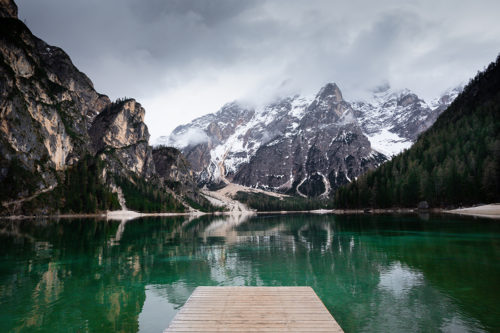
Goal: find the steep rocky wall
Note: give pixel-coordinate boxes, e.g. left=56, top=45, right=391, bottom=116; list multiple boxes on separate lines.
left=0, top=16, right=110, bottom=202
left=153, top=146, right=193, bottom=184
left=0, top=4, right=177, bottom=213
left=90, top=99, right=155, bottom=179
left=152, top=146, right=213, bottom=209
left=233, top=85, right=387, bottom=197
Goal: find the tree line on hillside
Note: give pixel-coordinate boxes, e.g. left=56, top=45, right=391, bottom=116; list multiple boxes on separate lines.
left=6, top=155, right=122, bottom=214
left=335, top=55, right=500, bottom=209
left=61, top=155, right=121, bottom=212
left=115, top=176, right=185, bottom=213
left=183, top=196, right=226, bottom=213
left=234, top=191, right=334, bottom=211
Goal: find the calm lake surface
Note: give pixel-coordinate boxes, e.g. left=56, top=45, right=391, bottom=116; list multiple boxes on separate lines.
left=0, top=214, right=499, bottom=332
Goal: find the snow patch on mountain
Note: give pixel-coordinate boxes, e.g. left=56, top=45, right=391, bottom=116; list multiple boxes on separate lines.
left=429, top=85, right=463, bottom=110
left=367, top=129, right=412, bottom=157
left=211, top=94, right=314, bottom=175
left=351, top=84, right=462, bottom=156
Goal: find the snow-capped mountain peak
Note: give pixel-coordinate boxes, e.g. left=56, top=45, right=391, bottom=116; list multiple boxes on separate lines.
left=155, top=82, right=459, bottom=196
left=429, top=85, right=463, bottom=110
left=351, top=84, right=462, bottom=157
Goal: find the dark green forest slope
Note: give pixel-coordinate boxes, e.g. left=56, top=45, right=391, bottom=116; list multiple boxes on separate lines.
left=234, top=191, right=334, bottom=211
left=335, top=55, right=500, bottom=208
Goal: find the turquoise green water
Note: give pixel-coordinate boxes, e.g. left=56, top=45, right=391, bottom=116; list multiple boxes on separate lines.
left=0, top=214, right=499, bottom=332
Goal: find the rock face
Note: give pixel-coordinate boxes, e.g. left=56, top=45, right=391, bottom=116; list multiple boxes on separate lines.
left=0, top=16, right=111, bottom=201
left=90, top=99, right=155, bottom=179
left=152, top=146, right=204, bottom=203
left=160, top=83, right=459, bottom=197
left=233, top=84, right=386, bottom=197
left=168, top=102, right=255, bottom=180
left=153, top=146, right=193, bottom=185
left=0, top=6, right=174, bottom=212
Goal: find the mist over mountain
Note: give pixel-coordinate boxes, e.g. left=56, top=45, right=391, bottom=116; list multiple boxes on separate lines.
left=14, top=0, right=500, bottom=139
left=336, top=54, right=500, bottom=208
left=157, top=82, right=460, bottom=197
left=0, top=0, right=494, bottom=214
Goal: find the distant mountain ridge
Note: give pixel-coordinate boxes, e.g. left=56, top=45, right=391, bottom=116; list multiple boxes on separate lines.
left=353, top=85, right=462, bottom=156
left=158, top=82, right=460, bottom=197
left=335, top=54, right=500, bottom=208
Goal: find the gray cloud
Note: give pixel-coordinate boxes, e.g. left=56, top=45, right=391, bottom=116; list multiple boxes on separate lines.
left=16, top=0, right=500, bottom=140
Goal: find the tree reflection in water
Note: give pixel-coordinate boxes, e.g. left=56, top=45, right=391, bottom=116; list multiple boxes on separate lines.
left=0, top=214, right=498, bottom=332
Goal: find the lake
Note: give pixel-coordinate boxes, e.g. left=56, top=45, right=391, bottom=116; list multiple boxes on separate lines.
left=0, top=214, right=499, bottom=332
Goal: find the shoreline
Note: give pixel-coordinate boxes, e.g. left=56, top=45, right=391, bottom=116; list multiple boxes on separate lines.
left=0, top=209, right=255, bottom=221
left=444, top=204, right=500, bottom=220
left=1, top=204, right=499, bottom=220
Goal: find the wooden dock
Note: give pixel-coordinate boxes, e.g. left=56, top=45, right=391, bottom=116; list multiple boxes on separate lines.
left=164, top=286, right=343, bottom=332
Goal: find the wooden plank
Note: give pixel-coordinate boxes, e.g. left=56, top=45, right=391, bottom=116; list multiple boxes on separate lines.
left=164, top=286, right=343, bottom=332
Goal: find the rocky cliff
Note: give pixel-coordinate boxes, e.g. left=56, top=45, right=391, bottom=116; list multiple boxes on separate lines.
left=90, top=99, right=156, bottom=179
left=0, top=1, right=197, bottom=214
left=152, top=146, right=211, bottom=207
left=0, top=13, right=110, bottom=204
left=153, top=146, right=193, bottom=186
left=234, top=83, right=386, bottom=197
left=352, top=84, right=461, bottom=156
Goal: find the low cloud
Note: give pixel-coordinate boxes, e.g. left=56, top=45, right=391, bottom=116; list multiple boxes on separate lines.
left=167, top=128, right=209, bottom=148
left=17, top=0, right=500, bottom=140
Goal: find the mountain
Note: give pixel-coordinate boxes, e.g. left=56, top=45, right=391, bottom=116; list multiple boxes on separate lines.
left=159, top=82, right=458, bottom=197
left=352, top=85, right=462, bottom=156
left=0, top=0, right=207, bottom=215
left=335, top=54, right=500, bottom=208
left=151, top=146, right=219, bottom=211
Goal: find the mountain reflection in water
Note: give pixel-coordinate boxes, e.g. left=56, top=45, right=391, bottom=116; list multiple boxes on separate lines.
left=0, top=214, right=499, bottom=332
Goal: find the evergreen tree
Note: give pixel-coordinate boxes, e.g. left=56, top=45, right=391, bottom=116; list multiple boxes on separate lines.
left=335, top=54, right=500, bottom=208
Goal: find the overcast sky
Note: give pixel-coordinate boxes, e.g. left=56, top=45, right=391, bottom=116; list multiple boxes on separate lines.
left=16, top=0, right=500, bottom=141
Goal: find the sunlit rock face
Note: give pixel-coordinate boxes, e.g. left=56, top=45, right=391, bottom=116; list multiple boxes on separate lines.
left=0, top=7, right=157, bottom=209
left=0, top=14, right=110, bottom=198
left=90, top=99, right=155, bottom=179
left=159, top=82, right=458, bottom=197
